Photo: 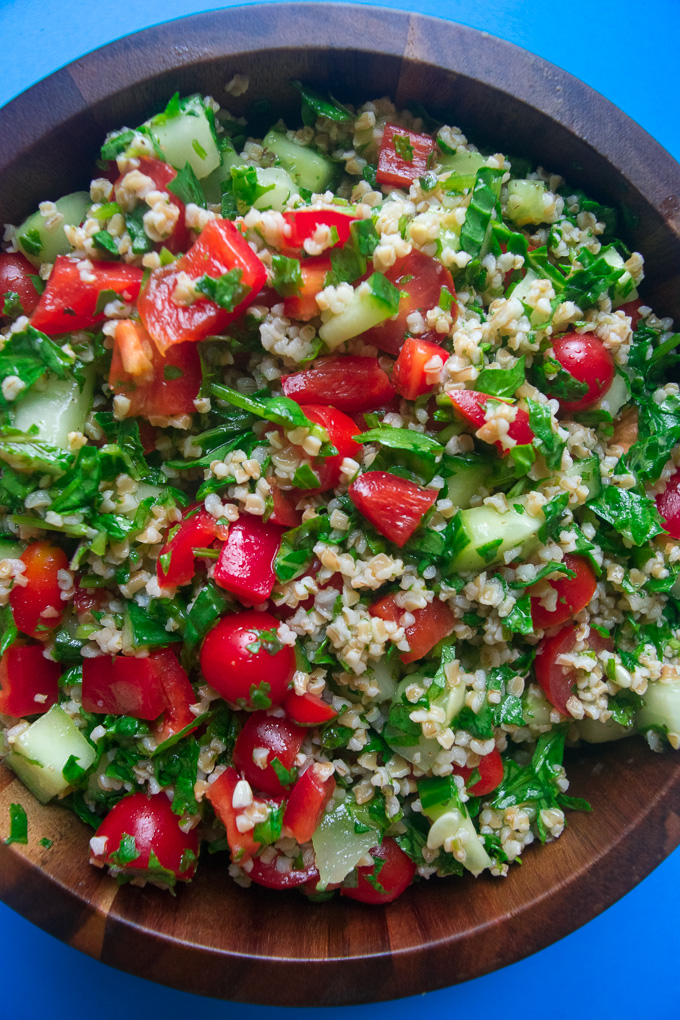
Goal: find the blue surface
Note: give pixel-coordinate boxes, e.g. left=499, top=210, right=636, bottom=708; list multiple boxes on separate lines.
left=1, top=1, right=678, bottom=1016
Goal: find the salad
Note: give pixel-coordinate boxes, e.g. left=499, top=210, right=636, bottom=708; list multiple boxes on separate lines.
left=0, top=82, right=679, bottom=902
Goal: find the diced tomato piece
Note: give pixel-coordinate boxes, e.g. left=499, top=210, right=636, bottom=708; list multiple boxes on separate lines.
left=206, top=765, right=262, bottom=863
left=110, top=319, right=202, bottom=419
left=349, top=471, right=436, bottom=547
left=549, top=333, right=615, bottom=413
left=618, top=298, right=643, bottom=331
left=534, top=624, right=613, bottom=716
left=282, top=257, right=330, bottom=321
left=152, top=651, right=197, bottom=745
left=0, top=252, right=40, bottom=318
left=9, top=541, right=68, bottom=640
left=284, top=689, right=337, bottom=726
left=200, top=610, right=295, bottom=709
left=115, top=157, right=190, bottom=254
left=214, top=516, right=283, bottom=603
left=370, top=594, right=455, bottom=664
left=72, top=581, right=110, bottom=619
left=137, top=421, right=159, bottom=454
left=283, top=763, right=337, bottom=844
left=280, top=209, right=358, bottom=254
left=233, top=711, right=305, bottom=796
left=657, top=469, right=680, bottom=540
left=530, top=554, right=598, bottom=630
left=392, top=337, right=445, bottom=400
left=82, top=651, right=170, bottom=720
left=341, top=837, right=416, bottom=904
left=138, top=218, right=267, bottom=354
left=447, top=389, right=533, bottom=454
left=297, top=404, right=361, bottom=491
left=267, top=480, right=302, bottom=528
left=0, top=644, right=61, bottom=717
left=248, top=852, right=320, bottom=890
left=454, top=747, right=504, bottom=797
left=363, top=250, right=456, bottom=355
left=282, top=356, right=395, bottom=414
left=157, top=509, right=218, bottom=588
left=30, top=255, right=143, bottom=335
left=376, top=123, right=436, bottom=189
left=91, top=792, right=198, bottom=881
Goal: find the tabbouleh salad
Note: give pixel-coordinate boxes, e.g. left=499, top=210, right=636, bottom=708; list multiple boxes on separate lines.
left=0, top=81, right=679, bottom=901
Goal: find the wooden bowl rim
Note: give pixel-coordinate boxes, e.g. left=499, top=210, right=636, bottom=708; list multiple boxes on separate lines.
left=1, top=3, right=679, bottom=1005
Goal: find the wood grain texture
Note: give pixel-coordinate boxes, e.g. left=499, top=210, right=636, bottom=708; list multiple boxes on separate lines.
left=0, top=4, right=679, bottom=1005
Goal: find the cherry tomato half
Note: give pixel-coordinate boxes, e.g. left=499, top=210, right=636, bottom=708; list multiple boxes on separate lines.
left=534, top=624, right=613, bottom=716
left=454, top=747, right=504, bottom=797
left=248, top=852, right=320, bottom=890
left=9, top=541, right=68, bottom=640
left=341, top=838, right=416, bottom=904
left=200, top=610, right=295, bottom=709
left=529, top=554, right=598, bottom=630
left=282, top=357, right=395, bottom=414
left=0, top=252, right=40, bottom=318
left=550, top=332, right=615, bottom=413
left=91, top=792, right=198, bottom=881
left=233, top=711, right=305, bottom=796
left=348, top=471, right=437, bottom=548
left=656, top=469, right=680, bottom=541
left=369, top=594, right=455, bottom=664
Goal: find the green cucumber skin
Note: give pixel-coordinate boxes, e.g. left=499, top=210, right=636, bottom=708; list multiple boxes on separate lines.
left=263, top=130, right=336, bottom=193
left=17, top=191, right=91, bottom=267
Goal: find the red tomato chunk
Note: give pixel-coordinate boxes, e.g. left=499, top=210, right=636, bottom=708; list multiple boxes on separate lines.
left=110, top=319, right=201, bottom=419
left=530, top=554, right=598, bottom=630
left=549, top=332, right=615, bottom=413
left=0, top=644, right=60, bottom=717
left=296, top=404, right=361, bottom=491
left=0, top=252, right=40, bottom=317
left=534, top=624, right=613, bottom=716
left=284, top=689, right=337, bottom=726
left=81, top=650, right=179, bottom=720
left=282, top=356, right=395, bottom=413
left=91, top=792, right=198, bottom=881
left=392, top=336, right=445, bottom=400
left=9, top=541, right=68, bottom=640
left=341, top=837, right=416, bottom=904
left=30, top=256, right=143, bottom=335
left=377, top=123, right=436, bottom=189
left=283, top=763, right=336, bottom=845
left=213, top=516, right=283, bottom=603
left=233, top=711, right=305, bottom=796
left=349, top=471, right=437, bottom=548
left=657, top=470, right=680, bottom=540
left=152, top=653, right=198, bottom=745
left=370, top=593, right=455, bottom=664
left=114, top=157, right=190, bottom=254
left=282, top=257, right=330, bottom=321
left=200, top=609, right=295, bottom=709
left=157, top=509, right=219, bottom=588
left=447, top=389, right=533, bottom=454
left=281, top=209, right=358, bottom=253
left=206, top=765, right=267, bottom=862
left=454, top=747, right=504, bottom=796
left=248, top=852, right=319, bottom=890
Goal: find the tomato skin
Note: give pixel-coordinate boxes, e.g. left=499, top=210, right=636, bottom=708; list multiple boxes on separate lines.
left=376, top=123, right=436, bottom=189
left=283, top=763, right=336, bottom=844
left=138, top=218, right=267, bottom=354
left=341, top=838, right=416, bottom=904
left=298, top=404, right=361, bottom=491
left=214, top=516, right=284, bottom=603
left=282, top=257, right=330, bottom=321
left=349, top=471, right=437, bottom=548
left=618, top=298, right=642, bottom=331
left=657, top=469, right=680, bottom=540
left=0, top=252, right=40, bottom=317
left=157, top=509, right=218, bottom=588
left=530, top=555, right=598, bottom=630
left=233, top=711, right=305, bottom=796
left=0, top=644, right=61, bottom=717
left=281, top=210, right=358, bottom=253
left=284, top=690, right=337, bottom=726
left=447, top=389, right=533, bottom=454
left=454, top=747, right=504, bottom=797
left=200, top=610, right=295, bottom=709
left=72, top=581, right=110, bottom=619
left=115, top=157, right=189, bottom=254
left=9, top=541, right=68, bottom=640
left=362, top=250, right=456, bottom=355
left=110, top=320, right=201, bottom=419
left=282, top=357, right=395, bottom=414
left=248, top=852, right=320, bottom=890
left=534, top=624, right=613, bottom=716
left=268, top=481, right=302, bottom=529
left=549, top=332, right=615, bottom=413
left=82, top=651, right=173, bottom=720
left=370, top=594, right=455, bottom=664
left=392, top=336, right=445, bottom=400
left=91, top=792, right=198, bottom=880
left=151, top=652, right=197, bottom=745
left=206, top=766, right=261, bottom=863
left=30, top=256, right=143, bottom=335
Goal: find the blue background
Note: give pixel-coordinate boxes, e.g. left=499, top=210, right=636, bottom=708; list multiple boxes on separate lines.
left=1, top=0, right=678, bottom=1016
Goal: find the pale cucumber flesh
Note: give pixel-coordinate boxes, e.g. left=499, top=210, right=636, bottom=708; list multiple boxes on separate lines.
left=17, top=191, right=91, bottom=267
left=263, top=130, right=336, bottom=193
left=12, top=368, right=94, bottom=449
left=312, top=801, right=380, bottom=886
left=319, top=283, right=392, bottom=349
left=452, top=496, right=543, bottom=572
left=6, top=704, right=97, bottom=804
left=638, top=681, right=680, bottom=736
left=148, top=96, right=220, bottom=179
left=445, top=456, right=491, bottom=510
left=506, top=179, right=546, bottom=226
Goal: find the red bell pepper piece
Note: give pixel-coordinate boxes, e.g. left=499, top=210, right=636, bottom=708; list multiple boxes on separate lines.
left=214, top=515, right=283, bottom=603
left=138, top=218, right=267, bottom=354
left=282, top=257, right=330, bottom=321
left=282, top=356, right=395, bottom=414
left=157, top=509, right=219, bottom=588
left=81, top=651, right=170, bottom=720
left=392, top=336, right=446, bottom=400
left=348, top=471, right=437, bottom=548
left=448, top=390, right=534, bottom=454
left=0, top=644, right=61, bottom=717
left=110, top=319, right=202, bottom=419
left=283, top=763, right=337, bottom=845
left=284, top=689, right=337, bottom=726
left=377, top=123, right=436, bottom=189
left=30, top=256, right=143, bottom=335
left=280, top=209, right=358, bottom=254
left=370, top=593, right=455, bottom=664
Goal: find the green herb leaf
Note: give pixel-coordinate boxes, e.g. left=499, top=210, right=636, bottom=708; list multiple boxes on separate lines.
left=270, top=254, right=302, bottom=297
left=460, top=167, right=504, bottom=257
left=393, top=134, right=414, bottom=162
left=195, top=268, right=247, bottom=311
left=18, top=229, right=43, bottom=257
left=368, top=272, right=400, bottom=315
left=93, top=230, right=119, bottom=256
left=293, top=81, right=352, bottom=125
left=5, top=803, right=28, bottom=845
left=588, top=485, right=665, bottom=546
left=476, top=356, right=525, bottom=399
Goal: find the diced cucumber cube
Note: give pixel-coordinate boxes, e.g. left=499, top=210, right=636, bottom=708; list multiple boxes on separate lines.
left=451, top=495, right=544, bottom=573
left=252, top=167, right=300, bottom=212
left=6, top=704, right=97, bottom=804
left=638, top=681, right=680, bottom=737
left=506, top=179, right=547, bottom=226
left=445, top=455, right=491, bottom=509
left=0, top=537, right=25, bottom=559
left=319, top=276, right=398, bottom=349
left=423, top=797, right=493, bottom=876
left=577, top=716, right=634, bottom=743
left=200, top=142, right=245, bottom=203
left=148, top=95, right=220, bottom=180
left=565, top=455, right=602, bottom=500
left=600, top=245, right=638, bottom=307
left=16, top=191, right=91, bottom=267
left=312, top=801, right=380, bottom=886
left=12, top=368, right=94, bottom=449
left=592, top=372, right=630, bottom=420
left=263, top=130, right=336, bottom=193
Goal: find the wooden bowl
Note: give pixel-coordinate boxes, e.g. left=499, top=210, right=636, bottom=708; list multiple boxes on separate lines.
left=1, top=4, right=679, bottom=1006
